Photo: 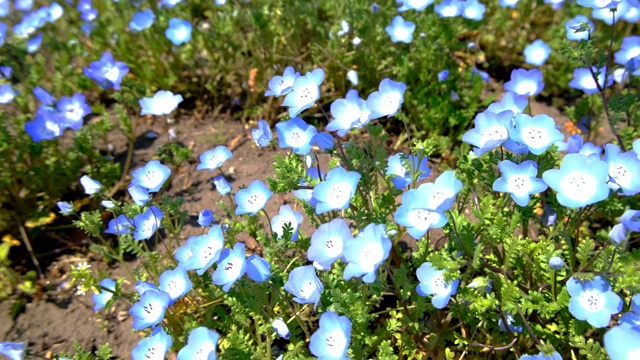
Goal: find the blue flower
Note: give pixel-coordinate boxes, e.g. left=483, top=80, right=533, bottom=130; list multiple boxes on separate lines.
left=542, top=153, right=610, bottom=208
left=282, top=68, right=325, bottom=117
left=308, top=218, right=353, bottom=270
left=15, top=0, right=33, bottom=11
left=549, top=256, right=565, bottom=270
left=92, top=278, right=116, bottom=312
left=462, top=0, right=486, bottom=20
left=81, top=8, right=98, bottom=22
left=271, top=205, right=304, bottom=241
left=272, top=318, right=290, bottom=340
left=212, top=242, right=247, bottom=292
left=397, top=0, right=433, bottom=12
left=462, top=110, right=514, bottom=156
left=129, top=9, right=155, bottom=32
left=385, top=16, right=415, bottom=43
left=472, top=67, right=490, bottom=82
left=251, top=119, right=273, bottom=146
left=524, top=39, right=551, bottom=66
left=213, top=175, right=232, bottom=195
left=165, top=18, right=192, bottom=45
left=33, top=86, right=55, bottom=105
left=347, top=70, right=358, bottom=85
left=293, top=168, right=324, bottom=208
left=234, top=180, right=273, bottom=215
left=312, top=167, right=361, bottom=215
left=84, top=52, right=129, bottom=90
left=26, top=33, right=43, bottom=53
left=487, top=92, right=527, bottom=117
left=429, top=170, right=464, bottom=211
left=438, top=70, right=449, bottom=82
left=0, top=84, right=15, bottom=104
left=196, top=146, right=232, bottom=171
left=565, top=15, right=594, bottom=41
left=609, top=224, right=627, bottom=245
left=309, top=311, right=352, bottom=360
left=135, top=281, right=159, bottom=296
left=276, top=117, right=318, bottom=155
left=265, top=66, right=300, bottom=97
left=77, top=0, right=92, bottom=12
left=160, top=0, right=182, bottom=8
left=0, top=66, right=11, bottom=78
left=0, top=1, right=9, bottom=17
left=128, top=184, right=150, bottom=206
left=578, top=0, right=621, bottom=9
left=567, top=275, right=623, bottom=328
left=130, top=289, right=171, bottom=330
left=519, top=351, right=562, bottom=360
left=386, top=153, right=430, bottom=189
left=632, top=293, right=640, bottom=314
left=180, top=226, right=225, bottom=275
left=284, top=265, right=323, bottom=310
left=510, top=114, right=564, bottom=155
left=394, top=185, right=449, bottom=239
left=366, top=78, right=406, bottom=120
left=569, top=66, right=613, bottom=94
left=504, top=68, right=544, bottom=96
left=56, top=201, right=74, bottom=215
left=434, top=0, right=463, bottom=17
left=131, top=160, right=171, bottom=193
left=176, top=327, right=220, bottom=360
left=498, top=314, right=523, bottom=333
left=312, top=132, right=334, bottom=152
left=499, top=0, right=519, bottom=8
left=159, top=265, right=192, bottom=304
left=0, top=22, right=6, bottom=47
left=604, top=325, right=640, bottom=360
left=80, top=174, right=101, bottom=195
left=133, top=206, right=164, bottom=241
left=246, top=254, right=271, bottom=282
left=104, top=214, right=134, bottom=236
left=416, top=262, right=459, bottom=309
left=343, top=223, right=392, bottom=283
left=0, top=342, right=26, bottom=360
left=198, top=209, right=214, bottom=227
left=621, top=209, right=640, bottom=231
left=57, top=93, right=91, bottom=131
left=604, top=144, right=640, bottom=196
left=327, top=89, right=371, bottom=136
left=132, top=327, right=172, bottom=360
left=139, top=90, right=183, bottom=116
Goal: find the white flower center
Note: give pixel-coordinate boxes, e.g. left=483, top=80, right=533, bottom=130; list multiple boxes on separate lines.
left=245, top=193, right=266, bottom=211
left=507, top=175, right=532, bottom=196
left=288, top=129, right=309, bottom=147
left=430, top=273, right=451, bottom=295
left=610, top=164, right=632, bottom=187
left=324, top=328, right=347, bottom=357
left=324, top=236, right=343, bottom=257
left=522, top=127, right=550, bottom=147
left=578, top=290, right=605, bottom=312
left=193, top=343, right=215, bottom=360
left=222, top=257, right=243, bottom=280
left=142, top=300, right=163, bottom=320
left=299, top=281, right=317, bottom=299
left=515, top=80, right=536, bottom=95
left=104, top=66, right=119, bottom=82
left=559, top=171, right=597, bottom=202
left=66, top=104, right=83, bottom=121
left=393, top=27, right=409, bottom=40
left=326, top=183, right=350, bottom=207
left=408, top=209, right=436, bottom=229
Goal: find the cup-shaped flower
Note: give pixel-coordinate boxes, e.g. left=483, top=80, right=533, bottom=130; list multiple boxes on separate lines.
left=523, top=39, right=551, bottom=66
left=129, top=9, right=155, bottom=32
left=434, top=0, right=463, bottom=17
left=128, top=184, right=150, bottom=206
left=265, top=66, right=300, bottom=97
left=385, top=15, right=415, bottom=43
left=139, top=90, right=183, bottom=116
left=213, top=175, right=232, bottom=195
left=131, top=160, right=171, bottom=193
left=604, top=325, right=640, bottom=360
left=251, top=119, right=273, bottom=146
left=312, top=132, right=334, bottom=152
left=309, top=311, right=352, bottom=360
left=312, top=167, right=361, bottom=215
left=416, top=262, right=459, bottom=309
left=462, top=0, right=486, bottom=20
left=565, top=15, right=594, bottom=41
left=130, top=289, right=171, bottom=330
left=519, top=351, right=563, bottom=360
left=24, top=110, right=63, bottom=142
left=428, top=170, right=464, bottom=212
left=282, top=68, right=325, bottom=117
left=343, top=223, right=392, bottom=283
left=492, top=160, right=548, bottom=206
left=246, top=254, right=271, bottom=282
left=198, top=209, right=214, bottom=227
left=488, top=92, right=528, bottom=116
left=181, top=225, right=225, bottom=275
left=366, top=78, right=406, bottom=120
left=26, top=33, right=43, bottom=53
left=104, top=214, right=133, bottom=236
left=621, top=209, right=640, bottom=232
left=234, top=180, right=273, bottom=216
left=271, top=205, right=304, bottom=241
left=394, top=185, right=449, bottom=239
left=462, top=110, right=514, bottom=156
left=84, top=52, right=129, bottom=90
left=33, top=86, right=55, bottom=105
left=276, top=117, right=318, bottom=155
left=308, top=218, right=353, bottom=270
left=293, top=168, right=324, bottom=209
left=567, top=275, right=623, bottom=328
left=542, top=153, right=610, bottom=208
left=57, top=94, right=91, bottom=131
left=609, top=223, right=628, bottom=245
left=548, top=256, right=565, bottom=270
left=212, top=242, right=247, bottom=292
left=196, top=146, right=232, bottom=171
left=80, top=174, right=101, bottom=195
left=284, top=265, right=324, bottom=310
left=159, top=265, right=192, bottom=305
left=615, top=36, right=640, bottom=66
left=327, top=90, right=371, bottom=136
left=56, top=201, right=73, bottom=215
left=0, top=342, right=26, bottom=360
left=603, top=144, right=640, bottom=196
left=272, top=318, right=290, bottom=340
left=176, top=327, right=220, bottom=360
left=165, top=18, right=192, bottom=45
left=386, top=153, right=430, bottom=189
left=504, top=68, right=544, bottom=96
left=92, top=278, right=116, bottom=312
left=133, top=206, right=163, bottom=241
left=132, top=326, right=172, bottom=360
left=569, top=66, right=613, bottom=95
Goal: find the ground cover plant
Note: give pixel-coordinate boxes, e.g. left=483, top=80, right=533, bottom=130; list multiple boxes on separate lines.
left=1, top=0, right=640, bottom=359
